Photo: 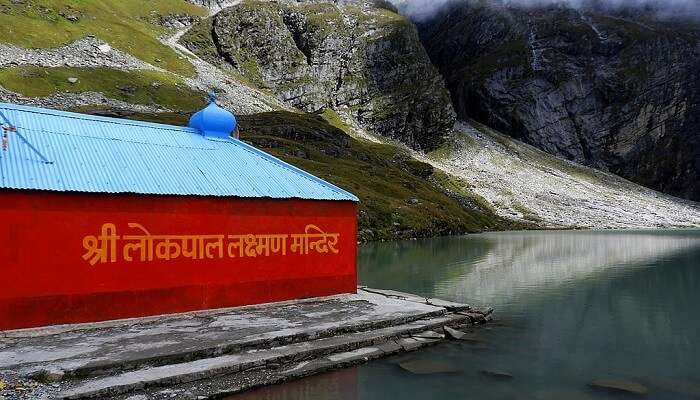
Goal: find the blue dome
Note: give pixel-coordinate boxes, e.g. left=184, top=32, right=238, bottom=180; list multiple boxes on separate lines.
left=189, top=92, right=237, bottom=139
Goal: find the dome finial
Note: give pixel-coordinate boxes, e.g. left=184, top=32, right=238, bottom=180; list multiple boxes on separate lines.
left=189, top=91, right=237, bottom=140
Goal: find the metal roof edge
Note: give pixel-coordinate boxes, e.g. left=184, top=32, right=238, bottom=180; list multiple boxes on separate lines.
left=227, top=139, right=360, bottom=202
left=0, top=185, right=355, bottom=201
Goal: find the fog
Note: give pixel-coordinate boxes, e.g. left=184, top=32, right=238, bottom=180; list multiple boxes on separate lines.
left=390, top=0, right=700, bottom=21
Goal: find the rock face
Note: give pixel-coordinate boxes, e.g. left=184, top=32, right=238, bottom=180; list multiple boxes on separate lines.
left=418, top=3, right=700, bottom=200
left=182, top=1, right=455, bottom=150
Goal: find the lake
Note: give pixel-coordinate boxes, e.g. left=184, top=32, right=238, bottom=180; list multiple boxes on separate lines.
left=230, top=230, right=700, bottom=399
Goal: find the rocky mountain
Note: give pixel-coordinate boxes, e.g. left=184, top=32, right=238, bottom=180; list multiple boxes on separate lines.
left=181, top=0, right=455, bottom=150
left=417, top=2, right=700, bottom=201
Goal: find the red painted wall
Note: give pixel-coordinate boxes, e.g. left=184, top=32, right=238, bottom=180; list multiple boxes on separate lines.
left=0, top=190, right=357, bottom=331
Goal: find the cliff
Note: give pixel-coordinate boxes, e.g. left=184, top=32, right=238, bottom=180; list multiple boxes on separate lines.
left=418, top=3, right=700, bottom=201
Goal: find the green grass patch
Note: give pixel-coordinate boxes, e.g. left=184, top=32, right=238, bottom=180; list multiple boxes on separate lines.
left=299, top=3, right=345, bottom=37
left=0, top=0, right=206, bottom=75
left=70, top=107, right=193, bottom=126
left=0, top=66, right=206, bottom=111
left=320, top=108, right=355, bottom=135
left=426, top=136, right=460, bottom=161
left=431, top=170, right=499, bottom=215
left=178, top=16, right=219, bottom=63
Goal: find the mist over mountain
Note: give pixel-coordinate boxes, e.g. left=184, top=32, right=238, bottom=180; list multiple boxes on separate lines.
left=391, top=0, right=700, bottom=21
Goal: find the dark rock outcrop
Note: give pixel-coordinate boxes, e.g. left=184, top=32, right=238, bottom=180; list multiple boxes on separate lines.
left=418, top=3, right=700, bottom=200
left=182, top=0, right=455, bottom=150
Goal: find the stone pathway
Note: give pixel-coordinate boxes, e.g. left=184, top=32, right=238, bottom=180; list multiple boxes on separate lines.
left=0, top=287, right=488, bottom=399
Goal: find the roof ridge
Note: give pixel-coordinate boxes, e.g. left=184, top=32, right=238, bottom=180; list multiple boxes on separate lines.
left=226, top=139, right=359, bottom=202
left=18, top=126, right=217, bottom=151
left=0, top=103, right=194, bottom=133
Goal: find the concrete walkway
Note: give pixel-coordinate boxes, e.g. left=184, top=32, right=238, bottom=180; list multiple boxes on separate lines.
left=0, top=288, right=489, bottom=399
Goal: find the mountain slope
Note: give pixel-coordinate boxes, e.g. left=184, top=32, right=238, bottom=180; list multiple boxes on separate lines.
left=0, top=0, right=206, bottom=75
left=421, top=121, right=700, bottom=228
left=418, top=3, right=700, bottom=201
left=181, top=0, right=455, bottom=150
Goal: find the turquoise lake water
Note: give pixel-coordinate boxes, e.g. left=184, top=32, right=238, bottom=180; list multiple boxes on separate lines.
left=231, top=230, right=700, bottom=399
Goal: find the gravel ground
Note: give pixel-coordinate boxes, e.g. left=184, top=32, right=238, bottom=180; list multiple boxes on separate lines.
left=420, top=121, right=700, bottom=229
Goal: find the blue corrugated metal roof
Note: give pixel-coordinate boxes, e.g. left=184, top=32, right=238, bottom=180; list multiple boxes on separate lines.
left=0, top=103, right=358, bottom=202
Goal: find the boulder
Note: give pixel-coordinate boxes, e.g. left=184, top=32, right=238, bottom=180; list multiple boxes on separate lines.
left=412, top=330, right=444, bottom=340
left=589, top=379, right=649, bottom=396
left=443, top=326, right=465, bottom=340
left=465, top=312, right=486, bottom=323
left=479, top=369, right=514, bottom=379
left=97, top=44, right=112, bottom=53
left=33, top=368, right=65, bottom=383
left=477, top=307, right=494, bottom=316
left=444, top=327, right=485, bottom=344
left=426, top=298, right=471, bottom=312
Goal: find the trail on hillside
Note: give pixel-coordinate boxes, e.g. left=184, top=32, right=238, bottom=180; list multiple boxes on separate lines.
left=161, top=2, right=289, bottom=114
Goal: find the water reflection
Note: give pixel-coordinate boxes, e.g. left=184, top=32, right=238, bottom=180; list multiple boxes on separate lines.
left=360, top=230, right=700, bottom=307
left=229, top=230, right=700, bottom=400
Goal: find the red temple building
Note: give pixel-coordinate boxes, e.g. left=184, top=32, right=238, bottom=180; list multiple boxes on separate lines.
left=0, top=97, right=359, bottom=331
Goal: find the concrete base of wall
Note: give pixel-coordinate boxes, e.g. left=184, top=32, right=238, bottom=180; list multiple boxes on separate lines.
left=0, top=287, right=493, bottom=399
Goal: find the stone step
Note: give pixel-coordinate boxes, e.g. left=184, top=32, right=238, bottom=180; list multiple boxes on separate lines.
left=3, top=290, right=454, bottom=380
left=65, top=308, right=445, bottom=380
left=58, top=313, right=466, bottom=399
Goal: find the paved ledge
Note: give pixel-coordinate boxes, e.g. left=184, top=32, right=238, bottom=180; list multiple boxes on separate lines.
left=0, top=288, right=491, bottom=400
